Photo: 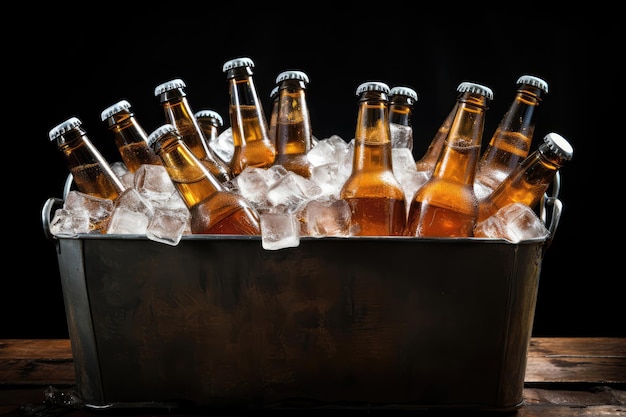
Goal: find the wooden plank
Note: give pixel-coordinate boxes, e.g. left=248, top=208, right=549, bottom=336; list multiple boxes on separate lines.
left=1, top=338, right=625, bottom=386
left=525, top=337, right=626, bottom=384
left=0, top=339, right=75, bottom=385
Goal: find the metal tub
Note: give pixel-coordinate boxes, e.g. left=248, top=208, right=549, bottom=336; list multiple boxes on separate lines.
left=41, top=182, right=562, bottom=412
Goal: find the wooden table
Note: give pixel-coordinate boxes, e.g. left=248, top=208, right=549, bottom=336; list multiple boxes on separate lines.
left=1, top=337, right=624, bottom=416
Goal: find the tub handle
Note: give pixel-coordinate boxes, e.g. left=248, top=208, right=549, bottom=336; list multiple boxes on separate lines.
left=539, top=172, right=562, bottom=251
left=41, top=196, right=64, bottom=242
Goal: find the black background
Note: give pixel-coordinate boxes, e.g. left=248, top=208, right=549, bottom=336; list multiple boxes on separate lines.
left=3, top=9, right=622, bottom=339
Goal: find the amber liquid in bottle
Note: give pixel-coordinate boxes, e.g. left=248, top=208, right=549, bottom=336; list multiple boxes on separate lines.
left=477, top=132, right=573, bottom=222
left=474, top=130, right=529, bottom=197
left=340, top=82, right=406, bottom=236
left=342, top=145, right=407, bottom=236
left=407, top=140, right=482, bottom=237
left=272, top=72, right=314, bottom=178
left=406, top=82, right=492, bottom=237
left=415, top=102, right=457, bottom=176
left=101, top=100, right=162, bottom=173
left=155, top=79, right=233, bottom=183
left=229, top=104, right=277, bottom=174
left=149, top=124, right=261, bottom=235
left=50, top=117, right=125, bottom=201
left=224, top=57, right=276, bottom=175
left=388, top=86, right=418, bottom=150
left=474, top=75, right=548, bottom=201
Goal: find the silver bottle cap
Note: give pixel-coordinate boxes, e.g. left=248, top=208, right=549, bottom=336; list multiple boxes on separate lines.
left=194, top=110, right=223, bottom=127
left=356, top=81, right=390, bottom=96
left=276, top=70, right=309, bottom=84
left=147, top=124, right=178, bottom=149
left=154, top=78, right=186, bottom=96
left=457, top=82, right=493, bottom=100
left=517, top=75, right=549, bottom=94
left=542, top=132, right=573, bottom=161
left=100, top=99, right=132, bottom=121
left=389, top=86, right=419, bottom=101
left=49, top=117, right=82, bottom=141
left=270, top=86, right=279, bottom=99
left=222, top=57, right=254, bottom=72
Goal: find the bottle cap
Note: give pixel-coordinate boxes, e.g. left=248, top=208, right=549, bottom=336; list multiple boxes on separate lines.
left=356, top=81, right=390, bottom=96
left=542, top=132, right=573, bottom=161
left=100, top=99, right=132, bottom=121
left=389, top=86, right=419, bottom=101
left=270, top=86, right=279, bottom=99
left=222, top=57, right=254, bottom=72
left=517, top=75, right=549, bottom=93
left=154, top=78, right=186, bottom=96
left=276, top=70, right=309, bottom=84
left=457, top=82, right=494, bottom=100
left=147, top=124, right=179, bottom=149
left=49, top=117, right=82, bottom=141
left=194, top=110, right=223, bottom=127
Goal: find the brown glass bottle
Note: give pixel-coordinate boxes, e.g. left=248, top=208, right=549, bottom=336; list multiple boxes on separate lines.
left=477, top=132, right=573, bottom=222
left=406, top=82, right=493, bottom=237
left=154, top=78, right=233, bottom=183
left=147, top=124, right=261, bottom=235
left=194, top=109, right=230, bottom=166
left=100, top=99, right=162, bottom=172
left=340, top=81, right=406, bottom=236
left=271, top=70, right=315, bottom=178
left=222, top=57, right=276, bottom=175
left=49, top=116, right=126, bottom=200
left=414, top=90, right=460, bottom=177
left=474, top=75, right=549, bottom=201
left=388, top=85, right=418, bottom=151
left=267, top=85, right=280, bottom=145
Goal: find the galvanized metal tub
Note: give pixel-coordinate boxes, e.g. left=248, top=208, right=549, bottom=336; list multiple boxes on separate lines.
left=41, top=182, right=562, bottom=413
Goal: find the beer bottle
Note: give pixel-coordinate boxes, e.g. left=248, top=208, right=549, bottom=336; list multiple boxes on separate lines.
left=414, top=93, right=459, bottom=178
left=100, top=99, right=162, bottom=172
left=147, top=124, right=261, bottom=235
left=154, top=78, right=233, bottom=183
left=194, top=109, right=230, bottom=166
left=406, top=82, right=493, bottom=237
left=340, top=81, right=407, bottom=236
left=477, top=131, right=573, bottom=222
left=388, top=85, right=418, bottom=150
left=474, top=75, right=549, bottom=201
left=49, top=116, right=126, bottom=200
left=267, top=85, right=280, bottom=145
left=271, top=70, right=315, bottom=178
left=222, top=57, right=276, bottom=175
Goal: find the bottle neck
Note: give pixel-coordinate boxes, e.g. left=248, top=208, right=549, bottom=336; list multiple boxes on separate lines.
left=276, top=82, right=312, bottom=147
left=161, top=96, right=212, bottom=160
left=389, top=98, right=413, bottom=127
left=57, top=129, right=126, bottom=199
left=352, top=92, right=393, bottom=171
left=490, top=88, right=542, bottom=142
left=431, top=92, right=489, bottom=184
left=153, top=132, right=223, bottom=209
